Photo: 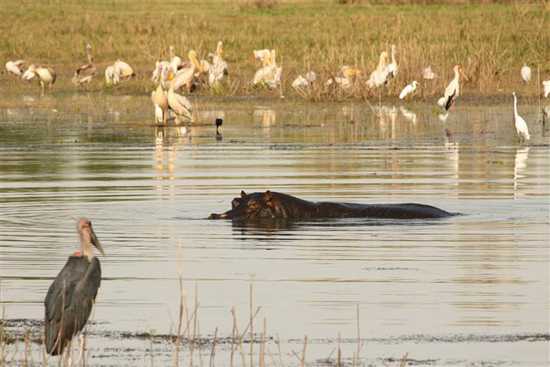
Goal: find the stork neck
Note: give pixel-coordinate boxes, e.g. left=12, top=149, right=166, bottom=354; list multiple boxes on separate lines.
left=80, top=235, right=95, bottom=261
left=513, top=95, right=518, bottom=117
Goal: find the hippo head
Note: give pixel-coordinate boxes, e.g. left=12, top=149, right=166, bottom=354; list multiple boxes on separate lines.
left=209, top=190, right=287, bottom=220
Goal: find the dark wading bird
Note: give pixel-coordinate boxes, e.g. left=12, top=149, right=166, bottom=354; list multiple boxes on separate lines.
left=44, top=218, right=105, bottom=356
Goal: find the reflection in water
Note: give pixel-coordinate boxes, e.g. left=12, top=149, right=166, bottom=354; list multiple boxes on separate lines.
left=400, top=106, right=417, bottom=125
left=514, top=147, right=529, bottom=199
left=0, top=99, right=549, bottom=366
left=253, top=107, right=276, bottom=128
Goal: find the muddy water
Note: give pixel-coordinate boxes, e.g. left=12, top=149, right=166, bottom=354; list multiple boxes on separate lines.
left=0, top=96, right=549, bottom=366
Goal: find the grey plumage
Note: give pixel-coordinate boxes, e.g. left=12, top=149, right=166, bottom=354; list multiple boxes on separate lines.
left=44, top=256, right=101, bottom=355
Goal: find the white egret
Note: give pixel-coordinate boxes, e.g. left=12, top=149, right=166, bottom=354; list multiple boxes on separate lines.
left=72, top=44, right=96, bottom=86
left=5, top=60, right=25, bottom=76
left=399, top=81, right=418, bottom=100
left=520, top=64, right=531, bottom=83
left=543, top=80, right=550, bottom=98
left=512, top=92, right=530, bottom=142
left=437, top=65, right=462, bottom=111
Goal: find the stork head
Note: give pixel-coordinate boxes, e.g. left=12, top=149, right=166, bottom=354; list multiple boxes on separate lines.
left=77, top=218, right=104, bottom=259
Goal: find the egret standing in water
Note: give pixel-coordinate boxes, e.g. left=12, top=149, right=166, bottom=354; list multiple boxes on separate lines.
left=399, top=81, right=418, bottom=100
left=512, top=92, right=530, bottom=143
left=44, top=218, right=105, bottom=356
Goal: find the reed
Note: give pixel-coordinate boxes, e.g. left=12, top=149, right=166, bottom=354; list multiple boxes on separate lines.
left=0, top=281, right=429, bottom=367
left=0, top=0, right=546, bottom=102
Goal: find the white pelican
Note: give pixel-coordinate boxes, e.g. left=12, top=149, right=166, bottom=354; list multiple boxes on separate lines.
left=167, top=85, right=193, bottom=124
left=326, top=66, right=360, bottom=90
left=22, top=64, right=56, bottom=93
left=171, top=50, right=204, bottom=92
left=169, top=45, right=182, bottom=73
left=151, top=60, right=171, bottom=84
left=512, top=92, right=530, bottom=142
left=367, top=51, right=389, bottom=88
left=105, top=65, right=120, bottom=85
left=385, top=44, right=398, bottom=81
left=5, top=60, right=25, bottom=76
left=151, top=84, right=169, bottom=125
left=72, top=44, right=96, bottom=86
left=543, top=80, right=550, bottom=98
left=253, top=49, right=271, bottom=66
left=113, top=60, right=135, bottom=80
left=399, top=81, right=418, bottom=100
left=422, top=66, right=436, bottom=80
left=207, top=41, right=228, bottom=86
left=520, top=64, right=531, bottom=83
left=292, top=71, right=317, bottom=91
left=252, top=49, right=282, bottom=89
left=437, top=65, right=462, bottom=111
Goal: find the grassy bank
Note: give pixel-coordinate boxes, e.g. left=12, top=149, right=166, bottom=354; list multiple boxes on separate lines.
left=0, top=1, right=548, bottom=101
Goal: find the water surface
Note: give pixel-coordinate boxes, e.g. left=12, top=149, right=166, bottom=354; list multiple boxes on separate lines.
left=1, top=96, right=549, bottom=366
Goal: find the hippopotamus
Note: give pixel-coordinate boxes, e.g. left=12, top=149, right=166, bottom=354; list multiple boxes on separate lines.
left=209, top=191, right=456, bottom=220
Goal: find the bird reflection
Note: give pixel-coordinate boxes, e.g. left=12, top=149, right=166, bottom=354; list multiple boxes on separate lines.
left=154, top=127, right=187, bottom=197
left=400, top=106, right=417, bottom=125
left=215, top=117, right=223, bottom=141
left=253, top=108, right=276, bottom=128
left=513, top=147, right=529, bottom=199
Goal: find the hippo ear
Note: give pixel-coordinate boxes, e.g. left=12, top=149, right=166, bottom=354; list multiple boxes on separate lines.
left=241, top=190, right=247, bottom=198
left=264, top=190, right=272, bottom=201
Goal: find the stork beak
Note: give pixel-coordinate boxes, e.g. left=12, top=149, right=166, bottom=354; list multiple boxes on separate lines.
left=90, top=228, right=105, bottom=256
left=209, top=212, right=228, bottom=219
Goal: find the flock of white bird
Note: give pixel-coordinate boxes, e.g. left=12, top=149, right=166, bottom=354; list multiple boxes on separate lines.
left=4, top=42, right=548, bottom=142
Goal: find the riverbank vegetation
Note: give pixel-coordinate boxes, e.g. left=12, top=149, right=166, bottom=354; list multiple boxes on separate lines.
left=0, top=1, right=548, bottom=101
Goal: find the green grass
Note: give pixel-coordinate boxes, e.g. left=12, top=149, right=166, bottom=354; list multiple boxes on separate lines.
left=0, top=0, right=548, bottom=100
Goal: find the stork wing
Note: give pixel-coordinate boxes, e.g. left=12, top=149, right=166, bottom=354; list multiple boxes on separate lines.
left=44, top=257, right=101, bottom=355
